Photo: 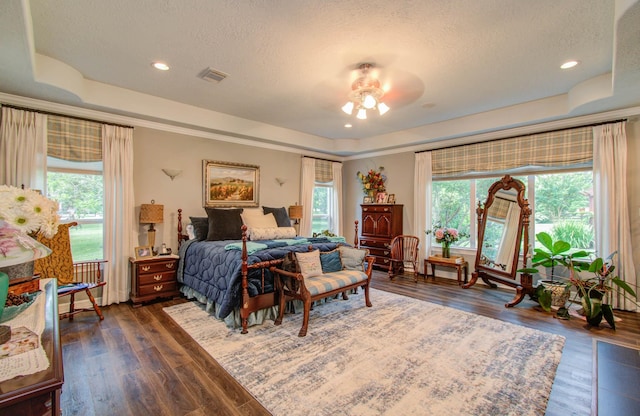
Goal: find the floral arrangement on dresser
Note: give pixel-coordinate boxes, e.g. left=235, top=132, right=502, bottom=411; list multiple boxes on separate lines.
left=356, top=166, right=386, bottom=196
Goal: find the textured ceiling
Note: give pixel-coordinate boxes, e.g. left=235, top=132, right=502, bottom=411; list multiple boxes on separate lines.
left=0, top=0, right=639, bottom=156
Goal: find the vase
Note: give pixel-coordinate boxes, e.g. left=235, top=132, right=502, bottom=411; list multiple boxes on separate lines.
left=441, top=243, right=451, bottom=258
left=367, top=190, right=376, bottom=199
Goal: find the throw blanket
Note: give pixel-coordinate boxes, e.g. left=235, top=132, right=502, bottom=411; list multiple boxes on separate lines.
left=178, top=238, right=343, bottom=319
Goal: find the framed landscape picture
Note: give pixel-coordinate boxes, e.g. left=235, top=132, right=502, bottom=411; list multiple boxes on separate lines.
left=203, top=160, right=260, bottom=207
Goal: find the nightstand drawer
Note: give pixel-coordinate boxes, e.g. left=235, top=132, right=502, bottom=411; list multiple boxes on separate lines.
left=136, top=260, right=177, bottom=274
left=138, top=270, right=176, bottom=285
left=138, top=281, right=178, bottom=296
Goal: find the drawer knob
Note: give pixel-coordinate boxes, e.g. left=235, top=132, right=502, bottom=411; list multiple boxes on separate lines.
left=153, top=285, right=164, bottom=292
left=383, top=259, right=389, bottom=264
left=142, top=265, right=151, bottom=272
left=165, top=263, right=175, bottom=269
left=153, top=274, right=163, bottom=281
left=384, top=250, right=389, bottom=255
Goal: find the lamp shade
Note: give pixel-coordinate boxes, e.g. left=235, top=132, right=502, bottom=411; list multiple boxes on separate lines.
left=288, top=205, right=303, bottom=220
left=140, top=201, right=164, bottom=224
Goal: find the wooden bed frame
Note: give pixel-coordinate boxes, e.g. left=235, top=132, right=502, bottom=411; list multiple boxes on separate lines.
left=176, top=209, right=360, bottom=334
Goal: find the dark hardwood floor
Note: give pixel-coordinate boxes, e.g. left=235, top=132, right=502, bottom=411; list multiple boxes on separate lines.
left=59, top=271, right=640, bottom=416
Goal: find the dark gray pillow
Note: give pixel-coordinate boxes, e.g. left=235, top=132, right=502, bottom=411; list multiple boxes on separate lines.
left=262, top=206, right=291, bottom=227
left=204, top=208, right=243, bottom=241
left=189, top=216, right=209, bottom=241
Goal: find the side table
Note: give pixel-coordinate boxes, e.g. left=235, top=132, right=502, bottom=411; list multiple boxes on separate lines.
left=129, top=255, right=180, bottom=306
left=424, top=255, right=469, bottom=285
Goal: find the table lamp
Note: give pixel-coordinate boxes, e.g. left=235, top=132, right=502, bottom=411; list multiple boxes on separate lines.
left=288, top=204, right=303, bottom=235
left=139, top=200, right=164, bottom=249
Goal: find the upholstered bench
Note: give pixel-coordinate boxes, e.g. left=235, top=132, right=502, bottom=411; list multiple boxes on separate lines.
left=270, top=246, right=374, bottom=337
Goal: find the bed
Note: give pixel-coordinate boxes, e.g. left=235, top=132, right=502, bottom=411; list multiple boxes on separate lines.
left=176, top=208, right=359, bottom=333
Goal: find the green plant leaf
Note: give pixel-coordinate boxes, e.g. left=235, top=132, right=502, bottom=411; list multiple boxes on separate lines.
left=588, top=258, right=604, bottom=274
left=602, top=304, right=616, bottom=330
left=611, top=277, right=637, bottom=297
left=551, top=240, right=571, bottom=255
left=536, top=232, right=553, bottom=251
left=536, top=285, right=552, bottom=312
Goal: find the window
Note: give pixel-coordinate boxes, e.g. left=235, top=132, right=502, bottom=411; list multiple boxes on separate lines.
left=47, top=159, right=104, bottom=261
left=312, top=182, right=334, bottom=234
left=430, top=171, right=594, bottom=252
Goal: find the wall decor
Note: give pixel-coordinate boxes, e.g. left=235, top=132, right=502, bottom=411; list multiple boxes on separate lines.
left=203, top=160, right=260, bottom=207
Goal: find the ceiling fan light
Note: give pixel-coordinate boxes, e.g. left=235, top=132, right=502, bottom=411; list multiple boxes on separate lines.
left=363, top=94, right=377, bottom=109
left=378, top=102, right=390, bottom=115
left=342, top=101, right=354, bottom=114
left=357, top=108, right=367, bottom=119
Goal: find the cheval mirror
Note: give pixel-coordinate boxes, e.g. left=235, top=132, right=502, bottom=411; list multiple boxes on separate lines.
left=462, top=175, right=534, bottom=307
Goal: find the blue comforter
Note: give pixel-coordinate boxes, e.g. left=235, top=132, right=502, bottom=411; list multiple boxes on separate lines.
left=177, top=237, right=343, bottom=319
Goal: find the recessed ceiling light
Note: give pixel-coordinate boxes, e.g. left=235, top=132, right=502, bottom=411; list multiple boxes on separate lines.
left=560, top=60, right=579, bottom=70
left=152, top=62, right=170, bottom=71
left=344, top=124, right=352, bottom=128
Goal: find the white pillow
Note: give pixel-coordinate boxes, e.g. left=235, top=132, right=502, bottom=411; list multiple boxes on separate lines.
left=295, top=250, right=323, bottom=278
left=186, top=224, right=196, bottom=240
left=250, top=226, right=297, bottom=240
left=241, top=209, right=278, bottom=228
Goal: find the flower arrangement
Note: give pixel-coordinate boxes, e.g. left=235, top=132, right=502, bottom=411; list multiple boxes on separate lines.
left=356, top=167, right=386, bottom=195
left=425, top=226, right=467, bottom=245
left=0, top=185, right=59, bottom=239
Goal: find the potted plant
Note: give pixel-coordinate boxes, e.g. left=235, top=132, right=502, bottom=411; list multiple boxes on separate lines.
left=569, top=252, right=638, bottom=329
left=519, top=232, right=589, bottom=311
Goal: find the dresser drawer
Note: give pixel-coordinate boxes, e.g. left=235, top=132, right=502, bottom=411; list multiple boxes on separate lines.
left=363, top=246, right=391, bottom=258
left=138, top=270, right=176, bottom=286
left=361, top=205, right=394, bottom=213
left=372, top=256, right=391, bottom=267
left=360, top=238, right=390, bottom=249
left=138, top=281, right=178, bottom=296
left=136, top=260, right=177, bottom=275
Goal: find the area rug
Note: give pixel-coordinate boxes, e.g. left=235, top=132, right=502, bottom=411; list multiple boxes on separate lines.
left=163, top=289, right=565, bottom=416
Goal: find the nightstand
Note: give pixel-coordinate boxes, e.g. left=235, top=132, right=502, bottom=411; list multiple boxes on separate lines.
left=129, top=256, right=180, bottom=306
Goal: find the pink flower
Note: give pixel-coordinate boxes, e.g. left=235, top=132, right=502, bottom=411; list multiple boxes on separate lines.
left=434, top=229, right=445, bottom=239
left=448, top=228, right=459, bottom=238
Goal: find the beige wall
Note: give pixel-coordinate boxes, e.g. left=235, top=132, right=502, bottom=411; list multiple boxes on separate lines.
left=132, top=119, right=640, bottom=281
left=133, top=127, right=303, bottom=250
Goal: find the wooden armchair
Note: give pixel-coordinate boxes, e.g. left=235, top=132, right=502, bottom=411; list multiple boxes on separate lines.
left=388, top=235, right=420, bottom=282
left=34, top=222, right=107, bottom=320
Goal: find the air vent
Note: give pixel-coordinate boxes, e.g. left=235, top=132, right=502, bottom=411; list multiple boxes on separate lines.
left=199, top=67, right=228, bottom=83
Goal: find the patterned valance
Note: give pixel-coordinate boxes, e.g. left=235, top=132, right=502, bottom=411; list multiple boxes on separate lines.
left=432, top=126, right=593, bottom=177
left=47, top=115, right=102, bottom=162
left=315, top=159, right=333, bottom=183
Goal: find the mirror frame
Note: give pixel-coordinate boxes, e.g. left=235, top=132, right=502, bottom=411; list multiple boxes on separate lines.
left=463, top=175, right=534, bottom=307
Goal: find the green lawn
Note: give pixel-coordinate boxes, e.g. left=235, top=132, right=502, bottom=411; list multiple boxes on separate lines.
left=69, top=223, right=104, bottom=261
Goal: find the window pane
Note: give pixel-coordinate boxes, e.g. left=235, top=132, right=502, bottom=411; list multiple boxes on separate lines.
left=431, top=180, right=471, bottom=247
left=534, top=171, right=593, bottom=251
left=312, top=185, right=330, bottom=233
left=47, top=171, right=104, bottom=261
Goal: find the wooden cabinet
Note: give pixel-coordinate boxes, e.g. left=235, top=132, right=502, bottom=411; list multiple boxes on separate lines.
left=359, top=204, right=403, bottom=270
left=129, top=256, right=180, bottom=306
left=0, top=279, right=63, bottom=416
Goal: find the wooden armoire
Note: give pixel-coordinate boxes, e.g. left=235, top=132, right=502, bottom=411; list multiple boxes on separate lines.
left=358, top=204, right=403, bottom=270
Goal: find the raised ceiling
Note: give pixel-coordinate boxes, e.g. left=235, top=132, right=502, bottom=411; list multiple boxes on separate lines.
left=0, top=0, right=639, bottom=156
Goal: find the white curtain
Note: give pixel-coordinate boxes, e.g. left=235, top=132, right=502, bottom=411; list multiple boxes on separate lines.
left=102, top=125, right=135, bottom=304
left=299, top=157, right=315, bottom=237
left=414, top=152, right=432, bottom=274
left=593, top=121, right=637, bottom=311
left=331, top=161, right=343, bottom=236
left=0, top=107, right=48, bottom=190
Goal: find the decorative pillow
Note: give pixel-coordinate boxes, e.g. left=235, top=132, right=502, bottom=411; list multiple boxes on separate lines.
left=295, top=250, right=323, bottom=278
left=189, top=216, right=209, bottom=241
left=338, top=246, right=368, bottom=271
left=205, top=208, right=243, bottom=241
left=249, top=226, right=297, bottom=241
left=241, top=209, right=278, bottom=228
left=186, top=224, right=196, bottom=240
left=320, top=249, right=343, bottom=273
left=262, top=206, right=291, bottom=227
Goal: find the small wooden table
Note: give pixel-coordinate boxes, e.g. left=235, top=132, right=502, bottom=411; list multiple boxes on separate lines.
left=424, top=255, right=469, bottom=285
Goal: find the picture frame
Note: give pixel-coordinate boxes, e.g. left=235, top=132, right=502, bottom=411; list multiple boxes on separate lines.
left=203, top=160, right=260, bottom=207
left=387, top=194, right=396, bottom=204
left=376, top=192, right=387, bottom=204
left=135, top=246, right=153, bottom=259
left=363, top=196, right=373, bottom=204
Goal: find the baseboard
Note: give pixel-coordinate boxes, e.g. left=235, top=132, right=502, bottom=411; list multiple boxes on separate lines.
left=58, top=297, right=103, bottom=315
